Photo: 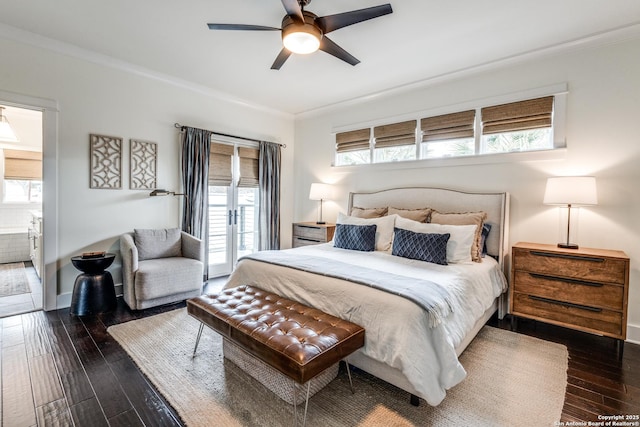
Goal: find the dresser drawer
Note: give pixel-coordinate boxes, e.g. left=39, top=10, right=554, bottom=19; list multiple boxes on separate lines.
left=293, top=224, right=327, bottom=241
left=512, top=271, right=624, bottom=311
left=513, top=248, right=627, bottom=284
left=511, top=293, right=623, bottom=337
left=293, top=236, right=324, bottom=247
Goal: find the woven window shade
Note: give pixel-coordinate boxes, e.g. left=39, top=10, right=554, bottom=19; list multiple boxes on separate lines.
left=481, top=96, right=554, bottom=135
left=209, top=143, right=234, bottom=186
left=374, top=120, right=416, bottom=148
left=421, top=110, right=476, bottom=142
left=336, top=128, right=371, bottom=153
left=3, top=149, right=42, bottom=180
left=237, top=147, right=259, bottom=188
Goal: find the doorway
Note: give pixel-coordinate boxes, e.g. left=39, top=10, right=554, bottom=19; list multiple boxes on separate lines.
left=207, top=142, right=260, bottom=277
left=0, top=105, right=43, bottom=316
left=0, top=90, right=58, bottom=313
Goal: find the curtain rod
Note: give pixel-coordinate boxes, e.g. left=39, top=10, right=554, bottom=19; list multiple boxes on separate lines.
left=174, top=123, right=286, bottom=148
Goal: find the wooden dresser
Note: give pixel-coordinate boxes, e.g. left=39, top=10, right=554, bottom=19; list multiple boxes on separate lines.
left=510, top=242, right=629, bottom=348
left=292, top=222, right=336, bottom=248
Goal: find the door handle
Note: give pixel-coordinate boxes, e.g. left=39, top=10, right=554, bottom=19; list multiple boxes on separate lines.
left=228, top=210, right=233, bottom=226
left=234, top=209, right=238, bottom=225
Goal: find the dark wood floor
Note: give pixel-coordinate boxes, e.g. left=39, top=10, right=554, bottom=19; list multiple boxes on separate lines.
left=2, top=286, right=638, bottom=426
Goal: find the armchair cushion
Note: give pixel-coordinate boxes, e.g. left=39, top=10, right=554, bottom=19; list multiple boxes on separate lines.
left=135, top=257, right=203, bottom=301
left=134, top=228, right=182, bottom=261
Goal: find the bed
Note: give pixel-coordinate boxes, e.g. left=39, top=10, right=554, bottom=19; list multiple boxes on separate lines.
left=224, top=187, right=510, bottom=406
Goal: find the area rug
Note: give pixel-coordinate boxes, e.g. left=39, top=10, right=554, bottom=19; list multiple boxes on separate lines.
left=108, top=308, right=568, bottom=427
left=0, top=262, right=31, bottom=297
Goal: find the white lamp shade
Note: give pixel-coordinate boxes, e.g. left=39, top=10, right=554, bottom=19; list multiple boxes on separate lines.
left=543, top=176, right=598, bottom=206
left=309, top=183, right=333, bottom=201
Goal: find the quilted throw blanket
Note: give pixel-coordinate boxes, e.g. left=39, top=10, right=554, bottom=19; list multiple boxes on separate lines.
left=241, top=250, right=455, bottom=328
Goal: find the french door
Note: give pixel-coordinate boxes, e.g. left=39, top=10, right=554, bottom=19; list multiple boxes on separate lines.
left=207, top=144, right=260, bottom=277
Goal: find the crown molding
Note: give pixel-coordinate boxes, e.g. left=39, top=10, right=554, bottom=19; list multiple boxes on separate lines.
left=296, top=22, right=640, bottom=119
left=0, top=23, right=294, bottom=120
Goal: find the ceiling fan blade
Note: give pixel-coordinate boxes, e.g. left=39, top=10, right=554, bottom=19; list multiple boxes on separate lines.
left=316, top=4, right=393, bottom=34
left=319, top=36, right=360, bottom=66
left=271, top=48, right=292, bottom=70
left=207, top=23, right=281, bottom=31
left=281, top=0, right=305, bottom=22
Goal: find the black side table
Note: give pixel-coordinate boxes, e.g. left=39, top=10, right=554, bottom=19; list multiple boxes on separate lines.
left=70, top=253, right=117, bottom=316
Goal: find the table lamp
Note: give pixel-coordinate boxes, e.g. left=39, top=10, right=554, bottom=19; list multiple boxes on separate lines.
left=309, top=183, right=333, bottom=224
left=543, top=176, right=597, bottom=249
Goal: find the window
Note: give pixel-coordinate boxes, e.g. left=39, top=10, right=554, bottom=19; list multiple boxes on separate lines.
left=335, top=128, right=371, bottom=166
left=333, top=89, right=564, bottom=167
left=4, top=179, right=42, bottom=202
left=420, top=110, right=475, bottom=159
left=3, top=149, right=42, bottom=202
left=480, top=96, right=554, bottom=153
left=373, top=120, right=416, bottom=163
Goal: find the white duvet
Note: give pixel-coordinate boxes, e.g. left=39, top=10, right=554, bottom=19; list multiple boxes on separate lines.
left=224, top=243, right=508, bottom=406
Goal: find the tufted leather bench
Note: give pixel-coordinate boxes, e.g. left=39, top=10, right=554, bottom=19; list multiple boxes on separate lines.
left=187, top=285, right=365, bottom=385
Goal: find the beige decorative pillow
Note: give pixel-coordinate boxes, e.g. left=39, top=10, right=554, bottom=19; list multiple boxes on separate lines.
left=350, top=206, right=388, bottom=218
left=430, top=211, right=487, bottom=262
left=388, top=207, right=432, bottom=223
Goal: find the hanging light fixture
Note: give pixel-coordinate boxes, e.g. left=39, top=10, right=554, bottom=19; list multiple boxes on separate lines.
left=0, top=107, right=19, bottom=143
left=281, top=12, right=322, bottom=54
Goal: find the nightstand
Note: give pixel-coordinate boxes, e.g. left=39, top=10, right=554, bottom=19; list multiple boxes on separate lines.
left=292, top=222, right=336, bottom=248
left=510, top=242, right=629, bottom=352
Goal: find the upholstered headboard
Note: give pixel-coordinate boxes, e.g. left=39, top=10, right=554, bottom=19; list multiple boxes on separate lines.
left=348, top=187, right=510, bottom=268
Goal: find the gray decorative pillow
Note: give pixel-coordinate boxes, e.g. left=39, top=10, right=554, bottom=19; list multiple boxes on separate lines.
left=134, top=228, right=182, bottom=261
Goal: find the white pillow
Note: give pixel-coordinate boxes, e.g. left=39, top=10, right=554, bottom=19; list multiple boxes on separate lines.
left=337, top=212, right=396, bottom=252
left=395, top=216, right=476, bottom=263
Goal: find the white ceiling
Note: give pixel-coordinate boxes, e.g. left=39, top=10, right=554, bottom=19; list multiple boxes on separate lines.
left=2, top=0, right=640, bottom=115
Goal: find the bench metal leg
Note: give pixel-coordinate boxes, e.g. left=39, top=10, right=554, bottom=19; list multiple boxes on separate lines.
left=344, top=360, right=355, bottom=394
left=292, top=380, right=312, bottom=427
left=192, top=323, right=204, bottom=358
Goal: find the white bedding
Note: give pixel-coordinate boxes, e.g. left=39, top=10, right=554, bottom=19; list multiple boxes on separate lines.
left=224, top=243, right=508, bottom=406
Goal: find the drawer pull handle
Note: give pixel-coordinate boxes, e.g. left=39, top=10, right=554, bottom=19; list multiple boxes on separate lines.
left=528, top=273, right=604, bottom=287
left=528, top=295, right=602, bottom=312
left=297, top=226, right=319, bottom=230
left=296, top=237, right=320, bottom=242
left=529, top=250, right=604, bottom=263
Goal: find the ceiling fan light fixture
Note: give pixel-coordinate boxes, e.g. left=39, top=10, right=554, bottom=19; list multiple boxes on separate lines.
left=281, top=13, right=322, bottom=54
left=283, top=30, right=320, bottom=54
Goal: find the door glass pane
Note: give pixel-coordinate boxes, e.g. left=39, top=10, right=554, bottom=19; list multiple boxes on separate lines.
left=237, top=187, right=259, bottom=258
left=208, top=186, right=229, bottom=266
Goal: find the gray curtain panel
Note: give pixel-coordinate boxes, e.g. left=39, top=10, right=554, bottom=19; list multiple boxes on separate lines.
left=181, top=127, right=212, bottom=276
left=258, top=141, right=281, bottom=250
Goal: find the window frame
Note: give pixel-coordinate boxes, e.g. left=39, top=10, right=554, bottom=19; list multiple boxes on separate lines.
left=332, top=83, right=567, bottom=168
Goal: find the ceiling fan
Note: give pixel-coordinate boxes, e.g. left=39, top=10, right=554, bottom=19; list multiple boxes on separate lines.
left=207, top=0, right=393, bottom=70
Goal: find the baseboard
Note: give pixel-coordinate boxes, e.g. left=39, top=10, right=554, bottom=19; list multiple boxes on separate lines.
left=56, top=292, right=72, bottom=309
left=627, top=323, right=640, bottom=345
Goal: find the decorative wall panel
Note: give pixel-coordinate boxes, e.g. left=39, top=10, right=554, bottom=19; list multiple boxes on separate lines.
left=129, top=139, right=157, bottom=190
left=90, top=134, right=122, bottom=189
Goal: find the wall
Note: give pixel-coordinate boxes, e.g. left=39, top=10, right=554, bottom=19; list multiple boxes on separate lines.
left=293, top=37, right=640, bottom=342
left=0, top=36, right=295, bottom=304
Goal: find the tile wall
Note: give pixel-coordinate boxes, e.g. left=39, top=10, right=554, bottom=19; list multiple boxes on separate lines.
left=0, top=206, right=40, bottom=263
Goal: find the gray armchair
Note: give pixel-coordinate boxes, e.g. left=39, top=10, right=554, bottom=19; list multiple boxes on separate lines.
left=120, top=228, right=204, bottom=310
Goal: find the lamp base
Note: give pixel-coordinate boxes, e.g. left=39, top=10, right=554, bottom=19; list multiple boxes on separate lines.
left=316, top=221, right=326, bottom=225
left=557, top=242, right=579, bottom=249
